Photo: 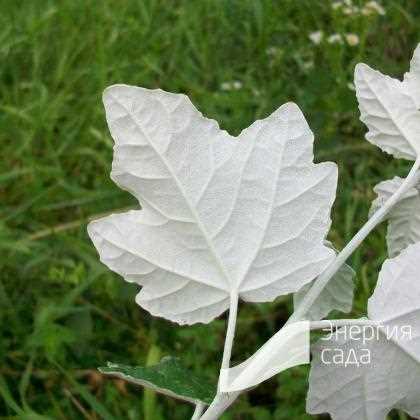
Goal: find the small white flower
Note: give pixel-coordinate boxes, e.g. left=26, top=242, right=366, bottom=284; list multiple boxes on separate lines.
left=362, top=1, right=386, bottom=16
left=266, top=46, right=278, bottom=56
left=221, top=81, right=242, bottom=91
left=332, top=1, right=343, bottom=10
left=345, top=33, right=360, bottom=46
left=302, top=61, right=314, bottom=70
left=327, top=34, right=343, bottom=44
left=309, top=30, right=324, bottom=45
left=232, top=81, right=242, bottom=90
left=343, top=5, right=360, bottom=15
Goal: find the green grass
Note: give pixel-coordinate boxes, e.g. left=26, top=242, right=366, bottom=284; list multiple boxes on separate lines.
left=1, top=0, right=420, bottom=418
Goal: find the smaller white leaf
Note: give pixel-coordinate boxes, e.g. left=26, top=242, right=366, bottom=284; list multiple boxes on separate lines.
left=218, top=321, right=310, bottom=393
left=307, top=242, right=420, bottom=420
left=403, top=44, right=420, bottom=108
left=370, top=175, right=420, bottom=257
left=355, top=62, right=420, bottom=160
left=293, top=243, right=355, bottom=321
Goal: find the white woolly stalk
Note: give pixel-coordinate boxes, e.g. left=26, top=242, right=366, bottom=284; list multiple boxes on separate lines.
left=199, top=293, right=239, bottom=420
left=201, top=320, right=378, bottom=419
left=199, top=392, right=239, bottom=420
left=200, top=159, right=420, bottom=420
left=191, top=402, right=205, bottom=420
left=221, top=292, right=239, bottom=371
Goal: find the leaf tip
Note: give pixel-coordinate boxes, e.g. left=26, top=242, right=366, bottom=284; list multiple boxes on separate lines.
left=103, top=83, right=127, bottom=97
left=86, top=218, right=102, bottom=246
left=354, top=62, right=373, bottom=82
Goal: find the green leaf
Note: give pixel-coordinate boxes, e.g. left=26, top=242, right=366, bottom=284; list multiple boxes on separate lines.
left=99, top=356, right=215, bottom=405
left=144, top=345, right=162, bottom=420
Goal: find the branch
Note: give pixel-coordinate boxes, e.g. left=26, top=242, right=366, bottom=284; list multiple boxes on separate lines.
left=289, top=158, right=420, bottom=323
left=191, top=402, right=205, bottom=420
left=200, top=293, right=239, bottom=419
left=199, top=392, right=239, bottom=420
left=221, top=292, right=239, bottom=370
left=199, top=159, right=420, bottom=419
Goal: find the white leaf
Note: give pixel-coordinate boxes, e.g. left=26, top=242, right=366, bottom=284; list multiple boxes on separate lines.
left=218, top=321, right=310, bottom=392
left=355, top=62, right=420, bottom=160
left=307, top=242, right=420, bottom=420
left=293, top=243, right=355, bottom=321
left=88, top=85, right=337, bottom=325
left=403, top=44, right=420, bottom=108
left=370, top=175, right=420, bottom=257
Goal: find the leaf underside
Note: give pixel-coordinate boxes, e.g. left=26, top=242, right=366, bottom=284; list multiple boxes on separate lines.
left=307, top=43, right=420, bottom=420
left=88, top=85, right=337, bottom=324
left=370, top=175, right=420, bottom=257
left=355, top=61, right=420, bottom=160
left=307, top=243, right=420, bottom=420
left=403, top=44, right=420, bottom=108
left=293, top=243, right=355, bottom=320
left=99, top=356, right=215, bottom=405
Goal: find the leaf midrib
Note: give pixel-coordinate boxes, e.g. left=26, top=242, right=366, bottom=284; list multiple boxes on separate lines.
left=101, top=232, right=229, bottom=292
left=235, top=123, right=287, bottom=289
left=99, top=370, right=204, bottom=405
left=109, top=92, right=234, bottom=292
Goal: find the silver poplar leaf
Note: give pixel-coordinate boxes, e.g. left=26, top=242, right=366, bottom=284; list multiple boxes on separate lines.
left=355, top=61, right=420, bottom=160
left=88, top=85, right=337, bottom=325
left=307, top=242, right=420, bottom=420
left=403, top=44, right=420, bottom=108
left=370, top=175, right=420, bottom=257
left=99, top=357, right=215, bottom=405
left=293, top=242, right=355, bottom=321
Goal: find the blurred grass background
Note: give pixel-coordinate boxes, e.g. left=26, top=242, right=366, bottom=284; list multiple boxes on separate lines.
left=1, top=0, right=419, bottom=418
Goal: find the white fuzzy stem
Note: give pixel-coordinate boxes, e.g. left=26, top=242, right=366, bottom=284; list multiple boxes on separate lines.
left=200, top=159, right=420, bottom=420
left=200, top=319, right=378, bottom=419
left=221, top=292, right=239, bottom=370
left=200, top=293, right=239, bottom=420
left=199, top=392, right=239, bottom=420
left=191, top=402, right=205, bottom=420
